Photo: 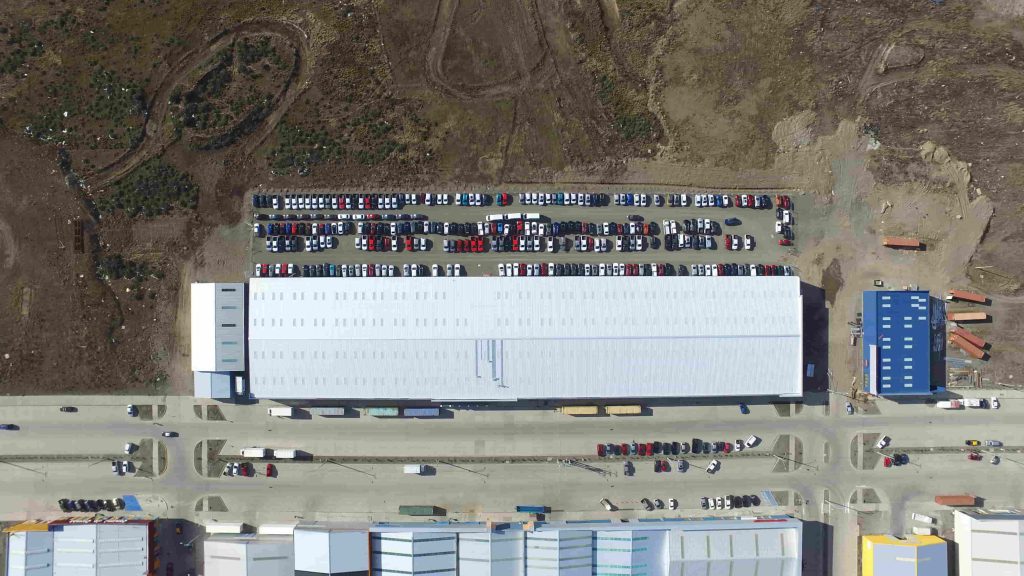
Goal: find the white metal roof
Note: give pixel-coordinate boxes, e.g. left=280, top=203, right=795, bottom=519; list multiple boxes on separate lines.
left=247, top=277, right=803, bottom=401
left=190, top=283, right=246, bottom=372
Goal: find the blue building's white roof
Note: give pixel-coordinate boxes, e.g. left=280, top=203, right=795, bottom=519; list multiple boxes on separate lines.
left=246, top=277, right=804, bottom=401
left=862, top=291, right=935, bottom=396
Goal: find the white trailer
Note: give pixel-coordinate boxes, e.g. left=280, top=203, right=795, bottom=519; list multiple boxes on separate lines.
left=205, top=522, right=245, bottom=534
left=240, top=447, right=269, bottom=458
left=964, top=398, right=984, bottom=408
left=935, top=400, right=962, bottom=409
left=267, top=407, right=294, bottom=417
left=404, top=464, right=425, bottom=475
left=274, top=449, right=298, bottom=459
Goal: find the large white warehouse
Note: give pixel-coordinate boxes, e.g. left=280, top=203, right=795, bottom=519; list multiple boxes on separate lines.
left=243, top=276, right=804, bottom=401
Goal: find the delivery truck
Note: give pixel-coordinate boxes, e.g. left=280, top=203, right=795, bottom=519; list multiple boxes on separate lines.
left=935, top=400, right=962, bottom=409
left=403, top=464, right=425, bottom=475
left=240, top=447, right=269, bottom=458
left=935, top=494, right=976, bottom=506
left=398, top=505, right=443, bottom=516
left=559, top=406, right=599, bottom=416
left=267, top=407, right=294, bottom=418
left=946, top=289, right=988, bottom=304
left=964, top=398, right=985, bottom=408
left=403, top=407, right=440, bottom=418
left=273, top=449, right=298, bottom=459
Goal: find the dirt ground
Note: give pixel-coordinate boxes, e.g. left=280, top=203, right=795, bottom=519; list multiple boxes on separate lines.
left=1, top=0, right=1023, bottom=395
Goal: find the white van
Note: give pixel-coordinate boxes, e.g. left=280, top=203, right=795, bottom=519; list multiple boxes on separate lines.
left=403, top=464, right=425, bottom=475
left=912, top=513, right=936, bottom=524
left=912, top=526, right=936, bottom=536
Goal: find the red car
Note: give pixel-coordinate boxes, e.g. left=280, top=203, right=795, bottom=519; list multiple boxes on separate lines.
left=597, top=444, right=606, bottom=457
left=717, top=263, right=725, bottom=275
left=723, top=442, right=732, bottom=453
left=620, top=443, right=629, bottom=455
left=638, top=443, right=647, bottom=457
left=266, top=463, right=274, bottom=477
left=404, top=236, right=413, bottom=251
left=883, top=456, right=892, bottom=468
left=968, top=452, right=982, bottom=461
left=779, top=238, right=792, bottom=246
left=646, top=442, right=654, bottom=456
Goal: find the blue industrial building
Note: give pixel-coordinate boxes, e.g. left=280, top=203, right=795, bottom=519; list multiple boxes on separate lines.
left=862, top=290, right=944, bottom=396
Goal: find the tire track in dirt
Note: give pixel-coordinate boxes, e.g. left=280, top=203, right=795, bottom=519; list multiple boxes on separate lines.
left=426, top=0, right=554, bottom=100
left=85, top=20, right=313, bottom=190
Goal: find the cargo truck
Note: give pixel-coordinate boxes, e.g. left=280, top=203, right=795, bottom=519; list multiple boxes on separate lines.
left=946, top=289, right=988, bottom=304
left=267, top=407, right=294, bottom=418
left=403, top=464, right=425, bottom=475
left=947, top=311, right=988, bottom=322
left=309, top=407, right=347, bottom=417
left=403, top=407, right=440, bottom=418
left=935, top=400, right=962, bottom=409
left=605, top=405, right=642, bottom=416
left=935, top=494, right=976, bottom=506
left=882, top=236, right=922, bottom=249
left=515, top=505, right=549, bottom=514
left=240, top=447, right=269, bottom=458
left=273, top=449, right=298, bottom=459
left=367, top=407, right=400, bottom=417
left=964, top=398, right=985, bottom=408
left=398, top=505, right=443, bottom=516
left=559, top=406, right=599, bottom=416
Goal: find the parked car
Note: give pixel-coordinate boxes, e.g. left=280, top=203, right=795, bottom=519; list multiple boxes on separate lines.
left=641, top=498, right=654, bottom=511
left=706, top=459, right=721, bottom=474
left=162, top=431, right=178, bottom=437
left=59, top=406, right=77, bottom=413
left=600, top=498, right=615, bottom=511
left=845, top=402, right=854, bottom=415
left=875, top=436, right=891, bottom=449
left=968, top=451, right=982, bottom=461
left=965, top=440, right=981, bottom=446
left=126, top=405, right=137, bottom=416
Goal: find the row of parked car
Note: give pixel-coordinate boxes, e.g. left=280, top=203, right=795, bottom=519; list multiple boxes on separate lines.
left=257, top=222, right=354, bottom=237
left=701, top=494, right=761, bottom=510
left=110, top=460, right=135, bottom=475
left=520, top=192, right=606, bottom=206
left=255, top=211, right=427, bottom=222
left=662, top=219, right=721, bottom=236
left=59, top=498, right=125, bottom=513
left=354, top=235, right=429, bottom=252
left=254, top=262, right=468, bottom=278
left=264, top=235, right=335, bottom=252
left=598, top=437, right=760, bottom=458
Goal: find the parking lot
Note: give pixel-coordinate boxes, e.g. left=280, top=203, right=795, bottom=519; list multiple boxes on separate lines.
left=248, top=189, right=800, bottom=277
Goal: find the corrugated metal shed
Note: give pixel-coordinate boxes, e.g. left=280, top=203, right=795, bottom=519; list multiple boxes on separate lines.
left=862, top=291, right=934, bottom=396
left=247, top=277, right=803, bottom=401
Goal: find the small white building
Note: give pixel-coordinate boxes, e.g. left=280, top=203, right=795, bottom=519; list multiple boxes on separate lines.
left=954, top=508, right=1024, bottom=576
left=203, top=535, right=293, bottom=576
left=191, top=283, right=245, bottom=398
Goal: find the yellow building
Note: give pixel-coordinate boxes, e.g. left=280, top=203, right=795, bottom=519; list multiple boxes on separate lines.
left=862, top=534, right=948, bottom=576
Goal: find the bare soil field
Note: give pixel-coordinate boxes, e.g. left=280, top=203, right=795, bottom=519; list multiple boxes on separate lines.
left=0, top=0, right=1023, bottom=394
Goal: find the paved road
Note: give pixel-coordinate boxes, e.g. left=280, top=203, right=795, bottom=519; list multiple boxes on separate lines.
left=1, top=393, right=1021, bottom=575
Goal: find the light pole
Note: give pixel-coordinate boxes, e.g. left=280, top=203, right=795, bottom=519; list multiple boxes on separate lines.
left=773, top=453, right=817, bottom=471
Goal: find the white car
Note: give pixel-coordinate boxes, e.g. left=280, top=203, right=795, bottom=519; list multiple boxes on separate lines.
left=668, top=498, right=678, bottom=510
left=745, top=234, right=754, bottom=250
left=124, top=443, right=135, bottom=454
left=706, top=459, right=721, bottom=474
left=432, top=264, right=441, bottom=277
left=991, top=397, right=1000, bottom=409
left=875, top=435, right=891, bottom=450
left=600, top=498, right=614, bottom=511
left=744, top=435, right=760, bottom=448
left=783, top=210, right=793, bottom=224
left=775, top=220, right=783, bottom=233
left=126, top=405, right=136, bottom=417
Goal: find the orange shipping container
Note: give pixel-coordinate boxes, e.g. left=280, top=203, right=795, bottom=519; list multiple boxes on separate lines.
left=882, top=236, right=922, bottom=248
left=950, top=334, right=985, bottom=359
left=951, top=327, right=986, bottom=349
left=947, top=289, right=988, bottom=304
left=935, top=494, right=976, bottom=506
left=947, top=311, right=988, bottom=322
